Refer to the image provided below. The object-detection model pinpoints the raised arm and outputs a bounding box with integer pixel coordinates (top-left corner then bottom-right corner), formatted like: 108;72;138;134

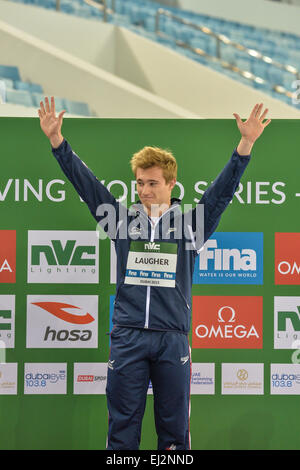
192;104;271;249
38;97;123;239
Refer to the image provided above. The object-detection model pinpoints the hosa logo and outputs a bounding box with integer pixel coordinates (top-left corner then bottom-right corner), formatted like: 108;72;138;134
144;242;160;251
193;233;263;284
32;302;94;343
27;231;99;283
275;233;300;285
0;231;16;283
274;297;300;349
26;295;98;348
192;296;263;349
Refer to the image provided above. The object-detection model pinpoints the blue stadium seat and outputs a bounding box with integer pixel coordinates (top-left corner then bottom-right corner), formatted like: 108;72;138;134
15;81;44;93
0;65;21;81
0;81;6;103
219;45;236;65
268;68;284;86
6;89;34;107
63;99;91;116
251;62;269;81
10;0;300;108
31;93;66;112
0;77;14;89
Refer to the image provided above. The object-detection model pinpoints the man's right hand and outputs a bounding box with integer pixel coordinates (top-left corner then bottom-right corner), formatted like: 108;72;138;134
38;96;66;149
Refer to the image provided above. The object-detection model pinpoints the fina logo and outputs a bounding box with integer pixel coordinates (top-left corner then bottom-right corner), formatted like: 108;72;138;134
194;232;263;284
199;240;256;271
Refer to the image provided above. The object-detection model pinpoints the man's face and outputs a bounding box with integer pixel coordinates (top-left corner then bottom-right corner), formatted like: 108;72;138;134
136;165;176;215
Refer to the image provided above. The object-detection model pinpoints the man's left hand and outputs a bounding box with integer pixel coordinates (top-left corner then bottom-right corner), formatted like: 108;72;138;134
234;103;271;155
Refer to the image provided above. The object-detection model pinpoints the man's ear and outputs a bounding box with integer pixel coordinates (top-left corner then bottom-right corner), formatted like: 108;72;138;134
169;178;176;191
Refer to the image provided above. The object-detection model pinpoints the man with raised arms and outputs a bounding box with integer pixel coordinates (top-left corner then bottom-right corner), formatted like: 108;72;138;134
38;97;270;450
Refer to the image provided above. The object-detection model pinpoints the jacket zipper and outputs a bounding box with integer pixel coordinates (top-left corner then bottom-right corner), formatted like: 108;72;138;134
176;283;190;310
144;205;178;329
144;223;155;329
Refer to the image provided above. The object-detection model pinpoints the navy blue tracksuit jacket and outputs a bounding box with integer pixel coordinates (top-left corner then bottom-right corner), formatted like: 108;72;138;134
52;139;251;450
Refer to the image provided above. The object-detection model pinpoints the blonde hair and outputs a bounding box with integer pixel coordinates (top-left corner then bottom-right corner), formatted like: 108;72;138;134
130;146;177;183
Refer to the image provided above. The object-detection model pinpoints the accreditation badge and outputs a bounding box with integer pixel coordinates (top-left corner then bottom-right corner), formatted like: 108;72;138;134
124;241;178;288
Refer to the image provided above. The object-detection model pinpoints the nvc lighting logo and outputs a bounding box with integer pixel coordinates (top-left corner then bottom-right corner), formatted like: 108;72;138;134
27;230;99;283
193;232;263;284
274;297;300;349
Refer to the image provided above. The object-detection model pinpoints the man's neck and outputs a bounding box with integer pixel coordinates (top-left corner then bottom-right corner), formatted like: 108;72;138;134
145;201;171;218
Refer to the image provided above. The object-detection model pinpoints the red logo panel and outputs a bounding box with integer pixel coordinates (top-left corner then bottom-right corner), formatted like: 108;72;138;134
275;233;300;285
192;296;263;349
0;230;16;283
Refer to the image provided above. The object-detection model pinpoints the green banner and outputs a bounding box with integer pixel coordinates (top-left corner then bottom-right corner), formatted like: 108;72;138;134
0;117;300;450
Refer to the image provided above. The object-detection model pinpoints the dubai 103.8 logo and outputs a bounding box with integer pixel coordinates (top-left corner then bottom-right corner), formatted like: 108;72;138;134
193;232;263;284
27;230;99;283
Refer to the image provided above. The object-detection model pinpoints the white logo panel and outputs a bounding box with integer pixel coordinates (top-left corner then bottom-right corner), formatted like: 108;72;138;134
27;230;99;283
271;364;300;395
274;296;300;349
73;363;107;395
0;295;15;348
24;363;67;394
191;363;215;395
222;363;264;395
26;295;98;348
0;363;17;395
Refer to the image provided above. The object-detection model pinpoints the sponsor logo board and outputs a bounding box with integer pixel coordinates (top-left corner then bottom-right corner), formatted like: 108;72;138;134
73;363;107;395
192;296;263;349
24;363;67;394
0;363;17;395
0;230;16;283
193;232;263;284
275;233;300;285
274;296;300;349
271;364;300;395
191;363;215;395
0;295;15;348
27;230;99;283
221;363;264;395
26;295;98;348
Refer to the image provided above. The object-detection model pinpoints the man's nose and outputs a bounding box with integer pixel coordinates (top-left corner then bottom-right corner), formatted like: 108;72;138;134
141;185;150;196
